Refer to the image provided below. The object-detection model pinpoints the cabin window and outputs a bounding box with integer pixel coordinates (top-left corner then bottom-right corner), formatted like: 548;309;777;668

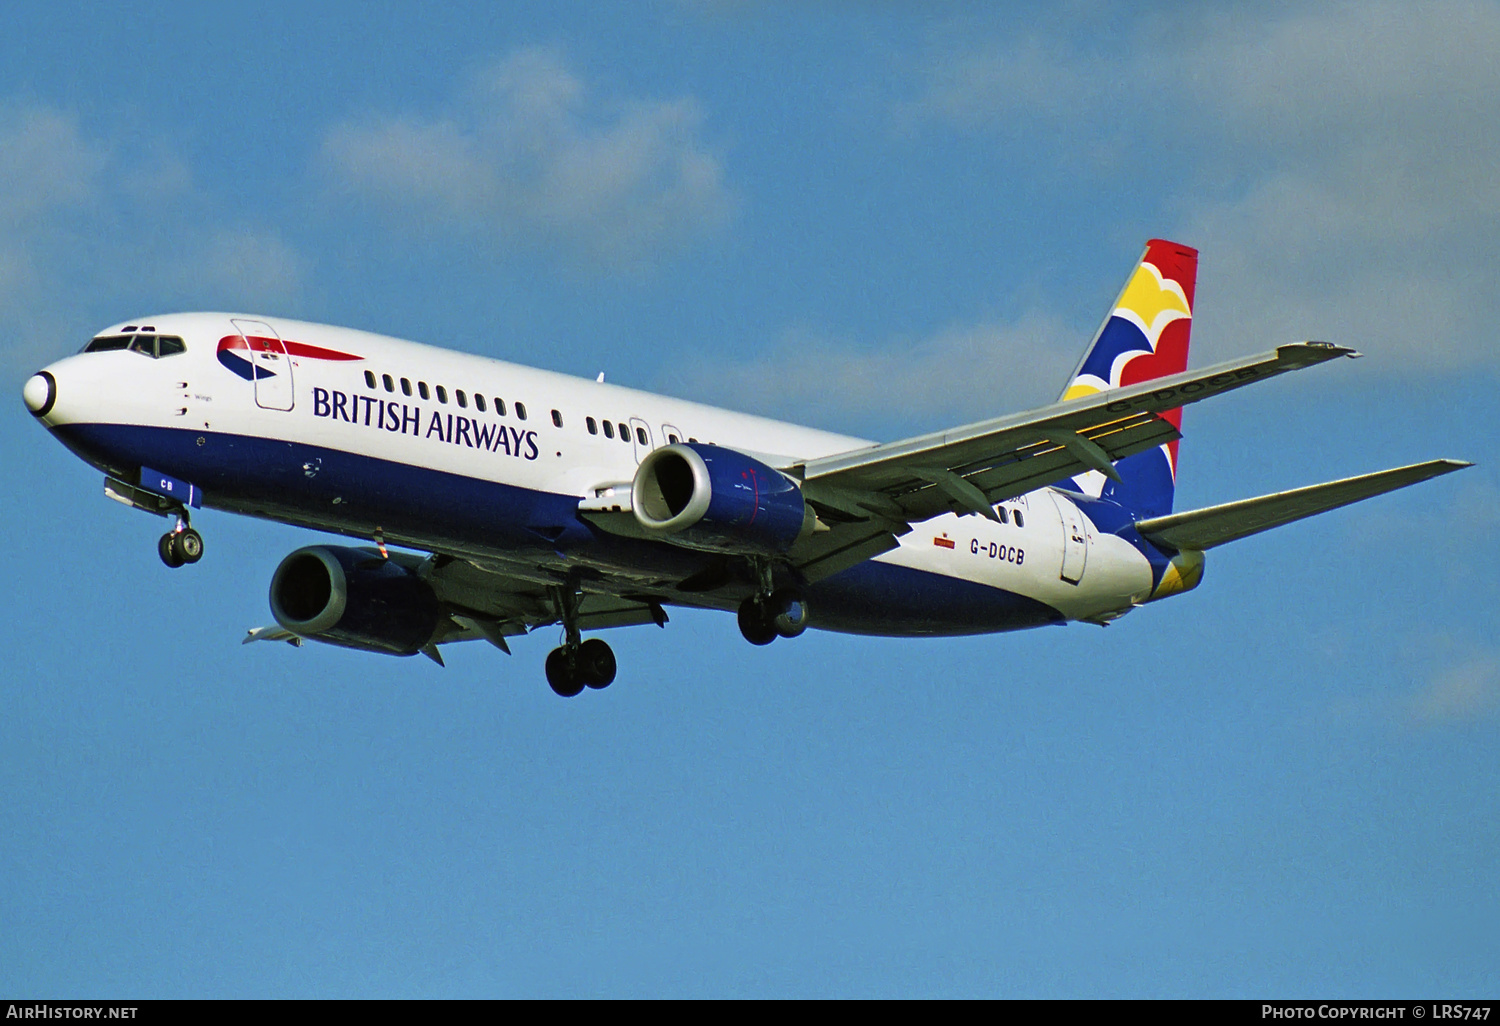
689;437;698;443
586;417;598;435
364;370;377;389
400;378;412;396
418;381;430;400
515;402;527;420
456;389;468;408
436;386;448;404
475;395;487;413
602;420;614;439
996;507;1009;525
667;433;679;443
1014;510;1025;528
636;426;648;445
618;423;629;442
382;374;395;392
551;409;563;428
493;397;506;416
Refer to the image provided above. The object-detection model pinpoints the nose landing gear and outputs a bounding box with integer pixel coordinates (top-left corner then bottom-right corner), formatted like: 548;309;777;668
103;472;206;569
158;514;204;568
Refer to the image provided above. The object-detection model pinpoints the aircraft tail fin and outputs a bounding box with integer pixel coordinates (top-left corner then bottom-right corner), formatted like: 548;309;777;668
1057;239;1198;518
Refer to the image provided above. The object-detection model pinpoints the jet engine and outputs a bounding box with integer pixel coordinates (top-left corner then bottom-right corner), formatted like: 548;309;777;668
269;545;441;656
631;443;814;554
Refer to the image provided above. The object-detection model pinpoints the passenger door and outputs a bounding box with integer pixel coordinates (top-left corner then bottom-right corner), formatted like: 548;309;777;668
231;318;294;411
1049;491;1090;584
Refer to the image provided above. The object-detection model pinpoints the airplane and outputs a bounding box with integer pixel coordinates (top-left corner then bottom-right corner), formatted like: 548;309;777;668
21;239;1470;696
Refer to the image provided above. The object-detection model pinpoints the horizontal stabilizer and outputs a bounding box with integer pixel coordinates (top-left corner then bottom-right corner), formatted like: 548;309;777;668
1134;459;1471;550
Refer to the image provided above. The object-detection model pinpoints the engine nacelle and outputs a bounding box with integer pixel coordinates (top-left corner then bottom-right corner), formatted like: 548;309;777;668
631;443;814;554
269;545;441;656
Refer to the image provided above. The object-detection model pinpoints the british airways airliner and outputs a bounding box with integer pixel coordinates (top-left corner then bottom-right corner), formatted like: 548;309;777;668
22;240;1468;696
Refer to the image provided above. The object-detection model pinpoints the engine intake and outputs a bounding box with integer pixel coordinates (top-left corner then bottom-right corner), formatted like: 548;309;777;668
269;545;441;656
632;443;813;554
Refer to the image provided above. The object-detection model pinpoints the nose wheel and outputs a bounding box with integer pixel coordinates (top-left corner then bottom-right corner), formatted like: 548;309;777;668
158;516;204;568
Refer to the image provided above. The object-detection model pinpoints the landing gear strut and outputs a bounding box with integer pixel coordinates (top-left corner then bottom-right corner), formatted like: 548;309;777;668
544;581;617;697
736;559;809;646
158;512;203;568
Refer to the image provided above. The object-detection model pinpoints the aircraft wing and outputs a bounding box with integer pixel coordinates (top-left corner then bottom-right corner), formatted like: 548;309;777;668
786;342;1357;582
1132;459;1471;550
244;552;668;664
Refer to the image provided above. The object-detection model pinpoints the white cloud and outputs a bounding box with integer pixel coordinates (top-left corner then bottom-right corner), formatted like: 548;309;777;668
663;311;1077;435
899;35;1092;129
1409;652;1500;725
321;47;735;270
169;229;309;309
902;1;1500;372
0;103;306;372
0;107;107;222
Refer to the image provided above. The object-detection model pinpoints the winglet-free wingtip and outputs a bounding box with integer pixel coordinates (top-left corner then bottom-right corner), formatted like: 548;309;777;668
1276;341;1361;365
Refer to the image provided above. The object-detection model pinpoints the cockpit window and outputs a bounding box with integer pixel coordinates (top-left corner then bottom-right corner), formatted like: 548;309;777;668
83;333;187;358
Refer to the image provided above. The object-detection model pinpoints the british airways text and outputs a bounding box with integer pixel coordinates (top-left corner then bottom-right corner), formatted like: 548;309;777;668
312;387;540;460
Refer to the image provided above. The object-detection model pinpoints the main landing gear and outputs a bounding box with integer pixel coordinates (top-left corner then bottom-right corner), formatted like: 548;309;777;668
158;513;203;569
736;559;809;646
544;581;617;698
545;638;617;698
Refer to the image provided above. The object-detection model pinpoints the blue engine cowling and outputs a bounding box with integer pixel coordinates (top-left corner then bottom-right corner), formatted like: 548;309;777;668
631;443;814;554
269;545;441;657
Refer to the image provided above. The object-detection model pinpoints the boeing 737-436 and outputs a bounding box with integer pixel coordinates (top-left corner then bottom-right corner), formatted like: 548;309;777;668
22;240;1470;695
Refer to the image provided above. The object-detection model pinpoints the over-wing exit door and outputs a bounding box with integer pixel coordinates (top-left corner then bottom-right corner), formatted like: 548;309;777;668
629;417;653;464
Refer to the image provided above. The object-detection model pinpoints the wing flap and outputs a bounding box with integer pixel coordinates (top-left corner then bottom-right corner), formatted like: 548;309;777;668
1135;459;1472;550
790;521;908;584
891;411;1182;522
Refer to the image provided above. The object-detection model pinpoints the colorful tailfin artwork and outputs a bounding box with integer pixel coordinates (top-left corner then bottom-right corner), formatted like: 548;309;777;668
1058;238;1198;518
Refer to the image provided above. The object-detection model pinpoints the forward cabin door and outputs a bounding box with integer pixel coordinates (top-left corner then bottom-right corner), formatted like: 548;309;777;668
1049;490;1090;585
232;318;294;411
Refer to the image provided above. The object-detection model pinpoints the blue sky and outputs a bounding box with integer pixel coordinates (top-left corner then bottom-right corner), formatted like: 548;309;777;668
2;1;1497;998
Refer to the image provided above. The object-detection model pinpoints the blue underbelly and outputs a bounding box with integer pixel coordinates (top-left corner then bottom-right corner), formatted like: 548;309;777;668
55;421;1065;636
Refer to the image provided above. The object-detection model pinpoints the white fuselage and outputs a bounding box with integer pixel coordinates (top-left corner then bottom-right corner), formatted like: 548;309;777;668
31;313;1159;633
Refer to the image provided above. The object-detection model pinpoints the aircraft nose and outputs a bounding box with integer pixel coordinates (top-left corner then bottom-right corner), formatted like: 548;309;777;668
23;371;57;417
